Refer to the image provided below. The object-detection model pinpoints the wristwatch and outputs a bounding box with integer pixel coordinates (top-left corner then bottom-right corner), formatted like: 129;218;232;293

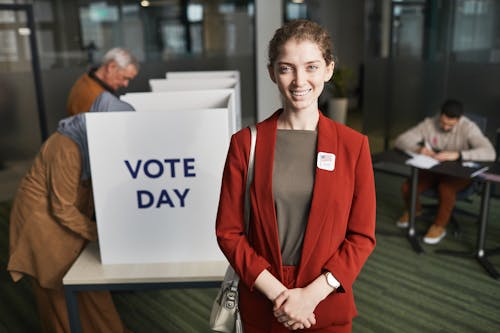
324;271;340;289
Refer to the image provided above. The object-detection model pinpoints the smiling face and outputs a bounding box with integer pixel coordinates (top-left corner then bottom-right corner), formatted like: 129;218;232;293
268;39;334;114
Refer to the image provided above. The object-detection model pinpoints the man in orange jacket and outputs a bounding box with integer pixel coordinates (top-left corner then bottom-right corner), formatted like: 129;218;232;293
67;47;139;115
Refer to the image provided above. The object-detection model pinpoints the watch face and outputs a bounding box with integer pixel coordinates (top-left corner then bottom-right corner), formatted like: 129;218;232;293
325;272;336;288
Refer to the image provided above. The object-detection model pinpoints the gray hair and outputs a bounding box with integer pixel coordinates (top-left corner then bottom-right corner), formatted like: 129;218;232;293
102;47;139;70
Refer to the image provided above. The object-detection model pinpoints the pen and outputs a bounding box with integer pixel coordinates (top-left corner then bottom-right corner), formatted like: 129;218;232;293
424;140;432;150
424;140;440;153
470;166;489;178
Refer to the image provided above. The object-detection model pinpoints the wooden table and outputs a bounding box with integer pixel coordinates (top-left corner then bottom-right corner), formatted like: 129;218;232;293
63;242;227;333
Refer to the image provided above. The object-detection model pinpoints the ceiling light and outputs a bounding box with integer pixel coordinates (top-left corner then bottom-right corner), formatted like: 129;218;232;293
18;27;31;36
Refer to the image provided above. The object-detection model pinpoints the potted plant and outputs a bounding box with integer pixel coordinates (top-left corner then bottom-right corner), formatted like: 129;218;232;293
326;66;353;124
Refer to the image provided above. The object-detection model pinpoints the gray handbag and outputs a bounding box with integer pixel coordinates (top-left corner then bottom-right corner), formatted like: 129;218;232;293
210;125;256;333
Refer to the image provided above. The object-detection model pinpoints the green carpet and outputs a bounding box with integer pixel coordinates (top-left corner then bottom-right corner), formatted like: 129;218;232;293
1;173;500;332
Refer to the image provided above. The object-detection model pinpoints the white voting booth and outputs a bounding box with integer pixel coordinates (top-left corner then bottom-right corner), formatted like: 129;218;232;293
149;77;238;92
121;89;237;134
86;109;230;265
166;70;239;80
149;75;242;131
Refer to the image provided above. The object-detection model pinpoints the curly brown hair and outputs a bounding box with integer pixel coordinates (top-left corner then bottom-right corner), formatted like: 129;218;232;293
268;19;334;66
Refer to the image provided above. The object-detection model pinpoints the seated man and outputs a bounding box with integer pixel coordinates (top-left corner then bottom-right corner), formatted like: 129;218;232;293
394;99;495;244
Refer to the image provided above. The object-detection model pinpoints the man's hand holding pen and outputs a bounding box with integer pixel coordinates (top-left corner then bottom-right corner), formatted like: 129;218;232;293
418;141;460;161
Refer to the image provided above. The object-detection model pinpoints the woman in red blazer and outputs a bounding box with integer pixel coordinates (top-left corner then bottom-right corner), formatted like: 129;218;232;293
216;20;376;333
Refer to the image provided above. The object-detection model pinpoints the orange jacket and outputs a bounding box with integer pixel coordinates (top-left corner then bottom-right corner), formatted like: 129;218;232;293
66;72;105;115
216;110;376;329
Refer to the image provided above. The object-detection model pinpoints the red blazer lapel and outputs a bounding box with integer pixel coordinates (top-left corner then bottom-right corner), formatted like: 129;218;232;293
252;111;282;274
298;113;340;278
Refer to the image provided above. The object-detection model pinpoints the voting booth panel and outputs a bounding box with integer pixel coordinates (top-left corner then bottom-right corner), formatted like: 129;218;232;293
149;77;242;131
149;78;237;92
120;90;234;113
121;90;238;134
86;110;230;264
166;70;240;80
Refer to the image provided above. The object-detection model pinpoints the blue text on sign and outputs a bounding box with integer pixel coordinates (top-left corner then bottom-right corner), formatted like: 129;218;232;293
124;158;196;179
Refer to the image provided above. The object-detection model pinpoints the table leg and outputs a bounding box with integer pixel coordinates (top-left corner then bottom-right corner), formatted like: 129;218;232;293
408;167;424;253
475;181;500;279
435;181;500;279
477;257;500;280
64;286;83;333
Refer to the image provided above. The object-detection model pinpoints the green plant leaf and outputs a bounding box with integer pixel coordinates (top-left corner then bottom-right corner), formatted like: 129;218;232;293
327;66;353;98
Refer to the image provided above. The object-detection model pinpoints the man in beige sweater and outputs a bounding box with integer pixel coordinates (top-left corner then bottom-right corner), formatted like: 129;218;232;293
394;99;495;244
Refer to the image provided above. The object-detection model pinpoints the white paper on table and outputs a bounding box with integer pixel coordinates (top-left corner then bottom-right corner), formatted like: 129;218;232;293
405;154;440;169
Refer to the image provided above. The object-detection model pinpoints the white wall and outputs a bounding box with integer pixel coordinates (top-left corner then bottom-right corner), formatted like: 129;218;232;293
255;0;283;121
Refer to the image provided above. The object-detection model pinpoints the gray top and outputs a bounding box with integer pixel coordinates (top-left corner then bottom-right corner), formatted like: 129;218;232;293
394;114;495;161
273;129;317;265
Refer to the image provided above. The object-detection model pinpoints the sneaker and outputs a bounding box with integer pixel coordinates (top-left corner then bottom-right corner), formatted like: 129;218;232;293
423;224;447;245
396;211;421;228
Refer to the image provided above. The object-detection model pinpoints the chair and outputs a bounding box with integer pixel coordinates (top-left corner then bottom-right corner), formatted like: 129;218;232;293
420;112;487;238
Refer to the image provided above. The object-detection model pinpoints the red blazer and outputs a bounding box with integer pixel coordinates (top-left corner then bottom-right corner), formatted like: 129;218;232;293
216;110;376;329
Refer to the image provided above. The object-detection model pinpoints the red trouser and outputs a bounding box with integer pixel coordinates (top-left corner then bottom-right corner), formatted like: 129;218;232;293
243;266;353;333
401;170;471;227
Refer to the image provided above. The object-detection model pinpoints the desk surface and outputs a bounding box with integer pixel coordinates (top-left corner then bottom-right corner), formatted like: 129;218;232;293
373;150;497;179
63;242;228;285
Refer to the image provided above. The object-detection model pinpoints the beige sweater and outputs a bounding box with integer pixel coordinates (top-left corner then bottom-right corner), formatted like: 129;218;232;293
394;114;496;161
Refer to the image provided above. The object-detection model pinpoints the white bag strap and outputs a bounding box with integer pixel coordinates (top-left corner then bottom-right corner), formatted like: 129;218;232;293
225;125;256;287
244;125;256;233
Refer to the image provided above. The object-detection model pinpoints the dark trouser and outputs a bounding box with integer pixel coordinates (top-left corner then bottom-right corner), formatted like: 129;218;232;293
401;170;471;227
31;279;130;333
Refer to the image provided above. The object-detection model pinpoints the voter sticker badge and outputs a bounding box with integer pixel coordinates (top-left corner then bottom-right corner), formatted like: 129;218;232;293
317;152;336;171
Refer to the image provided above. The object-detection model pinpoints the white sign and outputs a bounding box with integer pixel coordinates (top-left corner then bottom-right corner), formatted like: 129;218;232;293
86;110;230;264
